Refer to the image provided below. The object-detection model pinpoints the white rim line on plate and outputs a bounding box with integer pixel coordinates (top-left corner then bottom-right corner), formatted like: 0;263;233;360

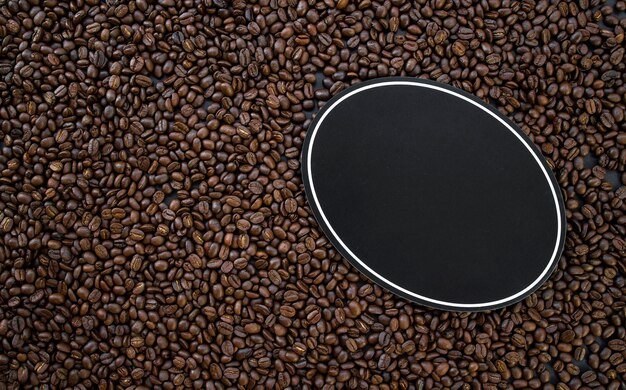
305;80;563;309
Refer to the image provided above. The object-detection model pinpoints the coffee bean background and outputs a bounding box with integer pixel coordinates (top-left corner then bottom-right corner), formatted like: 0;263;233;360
0;0;624;388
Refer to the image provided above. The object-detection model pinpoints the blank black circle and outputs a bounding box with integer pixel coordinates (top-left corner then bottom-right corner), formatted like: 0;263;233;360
302;78;566;311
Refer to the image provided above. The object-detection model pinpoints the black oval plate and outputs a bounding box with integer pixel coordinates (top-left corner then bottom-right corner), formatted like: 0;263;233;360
302;77;566;311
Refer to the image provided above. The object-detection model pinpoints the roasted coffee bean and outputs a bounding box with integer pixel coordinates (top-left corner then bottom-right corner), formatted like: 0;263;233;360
0;0;624;388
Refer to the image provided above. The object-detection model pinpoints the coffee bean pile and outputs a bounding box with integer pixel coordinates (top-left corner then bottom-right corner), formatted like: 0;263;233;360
0;0;625;388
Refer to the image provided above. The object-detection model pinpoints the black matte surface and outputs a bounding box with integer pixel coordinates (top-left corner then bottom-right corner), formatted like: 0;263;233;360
302;78;566;311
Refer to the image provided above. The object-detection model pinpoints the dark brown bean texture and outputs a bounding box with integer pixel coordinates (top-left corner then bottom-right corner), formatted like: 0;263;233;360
0;0;624;389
